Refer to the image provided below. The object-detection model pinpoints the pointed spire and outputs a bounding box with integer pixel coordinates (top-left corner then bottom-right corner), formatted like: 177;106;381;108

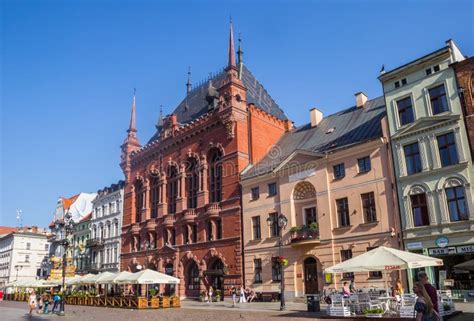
237;32;243;64
227;16;236;69
127;88;137;133
158;104;164;127
186;66;192;94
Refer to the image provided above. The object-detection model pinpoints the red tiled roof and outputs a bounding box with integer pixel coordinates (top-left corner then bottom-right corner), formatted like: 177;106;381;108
62;194;80;210
0;226;17;235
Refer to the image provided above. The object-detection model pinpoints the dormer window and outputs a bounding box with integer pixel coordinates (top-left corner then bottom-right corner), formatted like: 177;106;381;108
433;65;440;72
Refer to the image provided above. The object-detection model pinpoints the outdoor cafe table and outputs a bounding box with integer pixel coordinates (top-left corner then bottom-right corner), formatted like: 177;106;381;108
377;296;398;314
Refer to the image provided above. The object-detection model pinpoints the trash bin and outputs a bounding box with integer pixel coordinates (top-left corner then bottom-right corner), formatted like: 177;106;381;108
307;294;320;312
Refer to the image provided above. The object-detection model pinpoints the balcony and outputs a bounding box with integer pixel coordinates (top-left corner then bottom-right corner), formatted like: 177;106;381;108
182;209;197;223
162;214;176;227
86;238;104;248
205;202;221;218
290;225;320;246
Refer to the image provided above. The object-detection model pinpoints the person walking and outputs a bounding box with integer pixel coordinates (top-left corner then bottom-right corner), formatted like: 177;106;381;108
418;271;438;312
239;285;246;303
413;282;441;321
51;292;60;314
27;291;37;317
43;293;50;314
231;285;237;307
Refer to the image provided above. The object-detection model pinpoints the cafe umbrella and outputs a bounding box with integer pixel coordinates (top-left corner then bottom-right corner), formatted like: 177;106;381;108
325;246;443;292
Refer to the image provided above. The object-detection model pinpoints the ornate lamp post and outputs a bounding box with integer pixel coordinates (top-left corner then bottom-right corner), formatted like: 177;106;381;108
140;240;153;269
266;213;288;311
55;212;74;316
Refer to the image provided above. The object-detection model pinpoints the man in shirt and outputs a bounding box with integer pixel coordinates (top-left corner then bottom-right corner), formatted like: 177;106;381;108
418;271;438;312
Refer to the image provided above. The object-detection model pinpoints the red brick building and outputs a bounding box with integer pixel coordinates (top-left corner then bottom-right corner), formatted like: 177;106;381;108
454;57;474;160
120;22;292;298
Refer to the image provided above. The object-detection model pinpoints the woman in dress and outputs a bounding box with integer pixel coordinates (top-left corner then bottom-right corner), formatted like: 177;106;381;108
413;282;440;321
239;285;246;303
28;290;37;317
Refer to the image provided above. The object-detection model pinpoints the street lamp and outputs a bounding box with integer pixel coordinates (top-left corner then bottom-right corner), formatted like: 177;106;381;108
266;213;288;311
55;212;74;316
140;241;153;269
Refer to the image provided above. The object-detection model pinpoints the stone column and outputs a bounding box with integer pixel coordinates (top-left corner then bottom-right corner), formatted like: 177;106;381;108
198;158;209;206
177;165;186;213
403;196;413;229
453;127;466;163
437;189;450;223
395;144;406;177
143;178;151;220
418;137;430;172
159;175;168;216
426;191;438;226
429;134;441;169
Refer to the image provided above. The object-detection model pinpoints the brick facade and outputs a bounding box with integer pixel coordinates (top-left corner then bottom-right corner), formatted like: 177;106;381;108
119;24;291;298
454;57;474;160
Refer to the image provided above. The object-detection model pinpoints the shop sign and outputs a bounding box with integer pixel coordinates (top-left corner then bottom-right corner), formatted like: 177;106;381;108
406;242;423;250
456;245;474;254
428;247;456;256
435;236;449;248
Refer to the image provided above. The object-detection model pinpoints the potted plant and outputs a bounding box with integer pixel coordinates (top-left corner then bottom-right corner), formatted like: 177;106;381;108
363;307;384;318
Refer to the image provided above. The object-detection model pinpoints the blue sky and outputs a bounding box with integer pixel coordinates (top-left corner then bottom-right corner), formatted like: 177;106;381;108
1;0;473;227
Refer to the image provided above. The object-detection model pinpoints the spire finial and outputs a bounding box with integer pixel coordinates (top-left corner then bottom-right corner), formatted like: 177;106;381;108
227;16;236;69
237;32;244;79
128;89;137;133
186;67;192;94
156;104;164;128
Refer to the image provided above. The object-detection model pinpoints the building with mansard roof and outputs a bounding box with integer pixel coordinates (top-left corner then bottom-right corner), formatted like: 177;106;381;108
119;21;292;298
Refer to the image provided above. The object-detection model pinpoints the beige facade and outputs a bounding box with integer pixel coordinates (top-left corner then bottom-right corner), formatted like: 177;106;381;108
241;97;402;299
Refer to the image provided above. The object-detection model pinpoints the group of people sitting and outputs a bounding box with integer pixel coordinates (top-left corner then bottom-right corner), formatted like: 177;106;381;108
339;272;441;321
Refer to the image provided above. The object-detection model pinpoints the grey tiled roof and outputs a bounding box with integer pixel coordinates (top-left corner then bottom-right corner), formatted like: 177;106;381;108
241;96;386;179
148;65;288;144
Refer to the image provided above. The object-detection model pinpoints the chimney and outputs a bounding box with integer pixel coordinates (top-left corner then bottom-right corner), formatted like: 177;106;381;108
355;92;368;108
310;108;323;127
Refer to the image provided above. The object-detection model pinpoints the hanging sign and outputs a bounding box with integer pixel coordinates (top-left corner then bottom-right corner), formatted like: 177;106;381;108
435;236;449;248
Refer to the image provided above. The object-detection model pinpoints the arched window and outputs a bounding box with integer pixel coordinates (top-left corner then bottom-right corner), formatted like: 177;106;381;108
167;165;179;214
209;149;222;203
186;157;199;209
150;176;160;218
135;180;144;222
187;261;200;290
410;188;430;227
445;185;468;222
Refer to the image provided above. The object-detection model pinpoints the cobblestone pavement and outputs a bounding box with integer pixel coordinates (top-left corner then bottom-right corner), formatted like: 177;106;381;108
0;300;473;321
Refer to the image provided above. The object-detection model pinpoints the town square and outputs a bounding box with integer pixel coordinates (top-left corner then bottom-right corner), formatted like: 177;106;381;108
1;0;473;320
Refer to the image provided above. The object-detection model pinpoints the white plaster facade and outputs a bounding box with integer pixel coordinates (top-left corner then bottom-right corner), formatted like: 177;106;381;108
89;181;124;273
0;230;49;287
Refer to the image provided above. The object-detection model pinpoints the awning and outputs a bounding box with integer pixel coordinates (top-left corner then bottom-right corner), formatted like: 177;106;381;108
454;259;474;271
325;246;443;273
115;269;180;285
